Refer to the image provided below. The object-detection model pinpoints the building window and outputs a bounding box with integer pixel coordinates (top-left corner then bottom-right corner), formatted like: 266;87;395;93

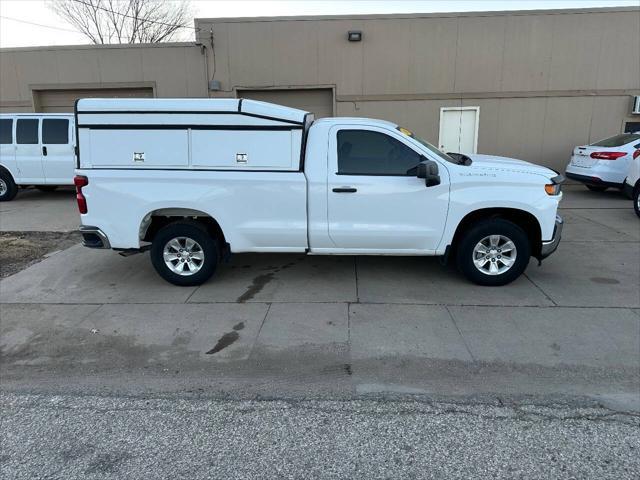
624;122;640;134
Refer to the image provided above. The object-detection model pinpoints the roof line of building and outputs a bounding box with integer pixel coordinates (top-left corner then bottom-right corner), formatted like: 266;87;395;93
0;41;199;53
2;6;636;52
194;5;639;24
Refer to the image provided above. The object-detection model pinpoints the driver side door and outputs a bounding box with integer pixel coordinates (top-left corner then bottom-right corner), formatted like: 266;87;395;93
327;125;450;252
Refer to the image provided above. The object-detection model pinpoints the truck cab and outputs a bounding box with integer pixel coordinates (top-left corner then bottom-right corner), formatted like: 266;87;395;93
74;98;563;286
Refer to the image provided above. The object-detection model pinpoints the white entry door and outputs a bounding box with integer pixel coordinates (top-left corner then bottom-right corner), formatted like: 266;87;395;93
438;107;479;154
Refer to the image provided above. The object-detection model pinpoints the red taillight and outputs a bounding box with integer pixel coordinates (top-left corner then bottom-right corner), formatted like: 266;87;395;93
590;151;626;160
633;149;640;160
74;175;88;214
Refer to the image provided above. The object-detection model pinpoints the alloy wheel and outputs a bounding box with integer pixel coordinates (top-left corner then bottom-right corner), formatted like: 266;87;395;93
162;236;205;276
472;234;517;276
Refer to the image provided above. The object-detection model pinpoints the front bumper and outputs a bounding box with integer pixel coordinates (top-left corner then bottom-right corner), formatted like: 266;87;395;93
539;215;563;260
79;225;111;249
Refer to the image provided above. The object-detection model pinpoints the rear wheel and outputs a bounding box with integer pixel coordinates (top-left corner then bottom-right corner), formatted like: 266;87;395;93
586;185;608;192
150;221;218;286
36;185;58;192
0;170;18;202
633;184;640;219
456;219;531;286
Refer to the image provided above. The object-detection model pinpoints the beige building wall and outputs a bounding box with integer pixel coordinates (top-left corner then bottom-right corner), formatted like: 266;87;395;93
0;8;638;171
0;43;207;112
197;7;640;170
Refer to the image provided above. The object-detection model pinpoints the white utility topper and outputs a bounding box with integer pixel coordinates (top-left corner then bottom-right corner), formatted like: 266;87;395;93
75;98;564;286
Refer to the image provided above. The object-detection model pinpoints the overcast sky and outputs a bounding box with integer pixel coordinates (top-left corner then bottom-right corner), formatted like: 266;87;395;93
0;0;637;48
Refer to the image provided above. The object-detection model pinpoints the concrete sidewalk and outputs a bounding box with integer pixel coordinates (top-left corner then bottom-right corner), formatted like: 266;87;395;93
0;188;638;411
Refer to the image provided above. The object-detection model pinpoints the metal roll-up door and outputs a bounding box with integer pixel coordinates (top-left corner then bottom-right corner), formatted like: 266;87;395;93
34;87;154;113
239;88;333;118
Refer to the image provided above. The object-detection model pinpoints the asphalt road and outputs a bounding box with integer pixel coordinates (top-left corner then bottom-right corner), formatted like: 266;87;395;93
2;393;638;480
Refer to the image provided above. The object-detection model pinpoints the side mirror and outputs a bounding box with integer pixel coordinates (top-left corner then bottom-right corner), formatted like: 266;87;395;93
416;159;441;187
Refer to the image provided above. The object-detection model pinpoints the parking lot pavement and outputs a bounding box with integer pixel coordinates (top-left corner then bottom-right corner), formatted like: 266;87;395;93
0;186;638;408
0;187;78;232
558;184;634;209
1;185;639;478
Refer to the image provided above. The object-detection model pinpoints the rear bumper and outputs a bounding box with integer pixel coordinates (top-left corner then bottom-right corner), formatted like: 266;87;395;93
539;215;563;260
565;172;623;189
79;225;111;249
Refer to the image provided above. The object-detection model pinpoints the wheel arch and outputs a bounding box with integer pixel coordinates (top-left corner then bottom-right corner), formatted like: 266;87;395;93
449;207;543;259
0;164;16;181
139;208;228;251
0;164;18;201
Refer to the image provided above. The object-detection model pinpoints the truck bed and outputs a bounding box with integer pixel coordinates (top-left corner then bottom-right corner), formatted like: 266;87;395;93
78;168;308;251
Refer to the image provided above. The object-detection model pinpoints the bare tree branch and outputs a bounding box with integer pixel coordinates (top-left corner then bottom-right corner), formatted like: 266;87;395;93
47;0;193;44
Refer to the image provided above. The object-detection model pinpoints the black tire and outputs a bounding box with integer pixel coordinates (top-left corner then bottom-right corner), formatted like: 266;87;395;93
633;184;640;219
0;170;18;202
150;221;219;286
586;185;608;192
35;185;58;192
455;219;531;286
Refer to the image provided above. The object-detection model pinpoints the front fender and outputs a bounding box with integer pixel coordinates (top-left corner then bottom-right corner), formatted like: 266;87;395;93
440;180;561;250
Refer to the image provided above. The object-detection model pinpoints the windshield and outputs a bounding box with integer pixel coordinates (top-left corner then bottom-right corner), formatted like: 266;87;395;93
591;133;640;148
396;126;460;164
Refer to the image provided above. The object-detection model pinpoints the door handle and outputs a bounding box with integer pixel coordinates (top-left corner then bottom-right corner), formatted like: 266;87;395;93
42;146;47;156
332;187;357;193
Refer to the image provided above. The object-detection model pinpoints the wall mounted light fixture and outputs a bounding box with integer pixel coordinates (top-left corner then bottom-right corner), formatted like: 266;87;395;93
347;30;362;42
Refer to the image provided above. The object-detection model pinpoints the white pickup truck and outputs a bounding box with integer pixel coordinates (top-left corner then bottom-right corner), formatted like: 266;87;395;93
75;98;563;287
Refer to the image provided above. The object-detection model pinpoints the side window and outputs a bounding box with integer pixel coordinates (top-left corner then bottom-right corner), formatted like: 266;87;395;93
16;119;39;144
42;119;69;144
337;129;422;175
0;119;12;144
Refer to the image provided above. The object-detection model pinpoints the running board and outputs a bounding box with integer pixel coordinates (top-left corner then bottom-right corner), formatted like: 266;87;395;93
116;245;151;257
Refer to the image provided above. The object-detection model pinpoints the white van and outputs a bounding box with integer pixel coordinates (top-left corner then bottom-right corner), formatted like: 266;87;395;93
0;113;76;201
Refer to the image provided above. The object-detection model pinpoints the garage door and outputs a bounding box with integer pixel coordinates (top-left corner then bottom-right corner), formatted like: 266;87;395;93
34;87;154;113
239;89;333;118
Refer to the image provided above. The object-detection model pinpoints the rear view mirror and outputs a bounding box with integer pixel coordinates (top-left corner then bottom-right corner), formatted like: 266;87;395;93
416;159;441;187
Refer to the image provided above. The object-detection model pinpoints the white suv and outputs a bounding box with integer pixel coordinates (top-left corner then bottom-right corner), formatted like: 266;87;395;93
565;132;640;192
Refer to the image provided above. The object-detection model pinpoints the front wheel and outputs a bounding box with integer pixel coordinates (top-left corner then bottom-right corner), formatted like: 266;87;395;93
456;219;531;286
150;221;219;286
633;185;640;219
